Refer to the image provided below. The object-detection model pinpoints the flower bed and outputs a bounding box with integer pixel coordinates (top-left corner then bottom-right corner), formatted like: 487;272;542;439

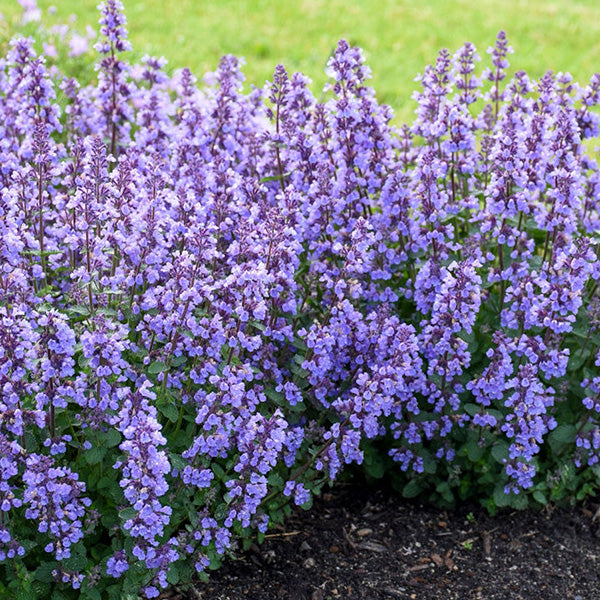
2;1;600;598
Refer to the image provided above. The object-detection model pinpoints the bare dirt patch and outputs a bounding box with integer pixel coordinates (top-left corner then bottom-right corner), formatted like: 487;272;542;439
166;482;600;600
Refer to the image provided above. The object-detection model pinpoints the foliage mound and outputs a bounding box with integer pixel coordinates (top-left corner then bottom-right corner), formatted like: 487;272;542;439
2;1;600;598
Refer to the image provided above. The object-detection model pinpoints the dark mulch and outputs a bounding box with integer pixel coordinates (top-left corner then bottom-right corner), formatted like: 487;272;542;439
165;482;600;600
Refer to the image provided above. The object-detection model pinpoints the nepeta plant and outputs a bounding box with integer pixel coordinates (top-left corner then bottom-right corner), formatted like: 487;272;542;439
2;1;600;598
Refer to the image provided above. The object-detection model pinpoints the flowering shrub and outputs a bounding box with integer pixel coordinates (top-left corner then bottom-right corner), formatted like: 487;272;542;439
2;1;600;598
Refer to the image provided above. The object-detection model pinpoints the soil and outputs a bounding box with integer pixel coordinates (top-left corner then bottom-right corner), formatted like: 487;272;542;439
164;482;600;600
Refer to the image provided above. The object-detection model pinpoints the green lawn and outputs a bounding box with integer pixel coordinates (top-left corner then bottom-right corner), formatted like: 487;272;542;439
2;0;600;122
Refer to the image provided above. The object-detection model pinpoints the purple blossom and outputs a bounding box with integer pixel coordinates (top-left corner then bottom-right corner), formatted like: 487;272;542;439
22;454;90;560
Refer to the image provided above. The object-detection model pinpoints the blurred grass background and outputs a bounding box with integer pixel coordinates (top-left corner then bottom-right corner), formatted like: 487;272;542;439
2;0;600;122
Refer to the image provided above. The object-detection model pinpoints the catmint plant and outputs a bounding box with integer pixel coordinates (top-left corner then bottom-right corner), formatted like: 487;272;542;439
2;1;600;598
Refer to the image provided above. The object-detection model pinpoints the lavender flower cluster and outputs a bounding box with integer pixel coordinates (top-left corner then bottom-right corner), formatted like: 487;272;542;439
2;1;600;597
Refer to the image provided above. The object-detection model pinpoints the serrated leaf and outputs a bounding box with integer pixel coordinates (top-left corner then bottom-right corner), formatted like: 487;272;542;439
67;305;91;317
81;589;102;600
493;483;510;507
293;336;307;351
435;481;454;503
166;563;180;586
34;562;57;583
548;424;576;452
568;352;588;371
170;453;186;471
491;442;508;464
105;428;121;447
171;355;188;367
77;353;90;369
402;479;422;498
148;361;168;374
119;507;138;522
466;440;485;462
463;403;480;417
263;387;284;403
365;456;385;479
214;503;228;520
84;445;107;465
158;402;179;423
62;550;87;571
267;472;284;487
422;453;437;474
510;492;528;510
290;362;308;378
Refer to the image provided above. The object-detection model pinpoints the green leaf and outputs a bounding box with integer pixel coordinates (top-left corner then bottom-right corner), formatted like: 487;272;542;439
171;355;188;367
32;582;52;600
148;361;168;374
422;453;437;475
34;562;57;583
560;461;575;484
81;588;102;600
533;490;547;505
77;353;90;368
548;424;576;452
267;472;284;487
22;249;62;257
119;507;138;522
105;428;121;448
510;492;528;510
263;387;284;403
293;354;305;365
62;549;87;571
402;479;423;499
491;442;509;464
259;171;292;183
289;362;308;379
107;584;128;600
572;327;592;340
84;445;107;465
170;453;187;471
166;563;180;586
293;336;307;351
466;440;485;462
568;352;588;371
208;555;223;570
364;454;385;479
493;483;510;508
158;402;179;423
67;305;91;317
463;403;480;417
214;503;228;520
435;481;454;504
